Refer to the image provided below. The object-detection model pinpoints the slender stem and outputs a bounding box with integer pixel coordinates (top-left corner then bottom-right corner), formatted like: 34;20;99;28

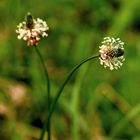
40;55;99;140
34;46;51;140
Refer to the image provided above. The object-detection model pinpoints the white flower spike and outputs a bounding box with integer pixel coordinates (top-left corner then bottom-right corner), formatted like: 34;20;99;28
16;13;49;46
99;37;125;70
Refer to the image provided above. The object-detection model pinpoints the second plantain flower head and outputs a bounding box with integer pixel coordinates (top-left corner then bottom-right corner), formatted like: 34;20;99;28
16;13;49;46
99;37;125;70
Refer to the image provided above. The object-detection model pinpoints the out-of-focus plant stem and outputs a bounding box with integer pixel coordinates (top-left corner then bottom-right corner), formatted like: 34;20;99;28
34;46;51;140
40;55;99;140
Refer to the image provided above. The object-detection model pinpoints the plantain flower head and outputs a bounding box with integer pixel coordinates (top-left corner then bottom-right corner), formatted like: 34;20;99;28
16;13;49;46
99;37;125;70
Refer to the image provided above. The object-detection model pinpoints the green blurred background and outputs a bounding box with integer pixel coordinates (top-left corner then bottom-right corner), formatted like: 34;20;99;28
0;0;140;140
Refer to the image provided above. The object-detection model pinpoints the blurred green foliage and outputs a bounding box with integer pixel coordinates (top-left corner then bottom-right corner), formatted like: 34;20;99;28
0;0;140;140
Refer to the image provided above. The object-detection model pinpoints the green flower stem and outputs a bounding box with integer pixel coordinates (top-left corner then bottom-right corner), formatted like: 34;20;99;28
39;55;99;140
34;46;51;140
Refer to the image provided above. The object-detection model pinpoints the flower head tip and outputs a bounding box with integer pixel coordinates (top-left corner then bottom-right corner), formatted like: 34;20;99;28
16;13;49;46
99;37;125;70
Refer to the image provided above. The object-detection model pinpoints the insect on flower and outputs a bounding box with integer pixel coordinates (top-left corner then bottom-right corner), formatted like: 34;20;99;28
99;37;125;70
106;46;124;58
16;12;49;46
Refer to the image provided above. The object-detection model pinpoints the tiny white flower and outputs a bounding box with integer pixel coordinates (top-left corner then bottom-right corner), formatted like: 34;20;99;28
99;37;125;70
16;13;49;46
